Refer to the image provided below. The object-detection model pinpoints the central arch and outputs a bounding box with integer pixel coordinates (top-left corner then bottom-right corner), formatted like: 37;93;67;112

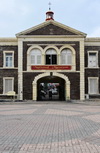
32;72;70;101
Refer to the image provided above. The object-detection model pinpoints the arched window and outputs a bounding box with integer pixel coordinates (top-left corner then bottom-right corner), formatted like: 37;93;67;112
46;48;57;65
61;49;72;65
30;49;41;65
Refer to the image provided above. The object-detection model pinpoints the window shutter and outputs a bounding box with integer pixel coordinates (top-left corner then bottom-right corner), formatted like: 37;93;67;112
37;55;41;65
31;55;35;65
5;79;13;93
67;53;72;64
88;53;97;67
92;56;97;67
61;53;66;64
89;79;98;94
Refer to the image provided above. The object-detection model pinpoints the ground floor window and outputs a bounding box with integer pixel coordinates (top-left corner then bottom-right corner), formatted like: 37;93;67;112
3;78;14;94
88;77;98;94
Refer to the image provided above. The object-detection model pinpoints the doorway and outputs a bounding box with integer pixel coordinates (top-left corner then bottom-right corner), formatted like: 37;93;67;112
37;76;65;101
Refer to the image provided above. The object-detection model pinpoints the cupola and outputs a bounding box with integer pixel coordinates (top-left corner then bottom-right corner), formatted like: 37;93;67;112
46;2;54;21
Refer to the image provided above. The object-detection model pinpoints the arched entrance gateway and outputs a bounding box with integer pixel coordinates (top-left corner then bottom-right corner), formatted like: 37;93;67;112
32;73;70;101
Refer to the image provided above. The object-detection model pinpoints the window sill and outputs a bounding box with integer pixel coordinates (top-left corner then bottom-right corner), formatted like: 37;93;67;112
85;67;99;69
2;67;17;69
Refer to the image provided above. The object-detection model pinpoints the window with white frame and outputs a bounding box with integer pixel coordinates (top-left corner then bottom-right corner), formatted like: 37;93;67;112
3;78;14;94
30;49;41;65
88;52;98;68
88;78;98;94
46;48;57;65
61;49;72;65
3;51;14;68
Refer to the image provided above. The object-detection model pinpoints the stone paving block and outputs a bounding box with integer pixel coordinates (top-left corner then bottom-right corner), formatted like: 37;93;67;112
0;102;100;153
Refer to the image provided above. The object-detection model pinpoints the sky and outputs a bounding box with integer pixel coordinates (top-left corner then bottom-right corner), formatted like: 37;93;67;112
0;0;100;37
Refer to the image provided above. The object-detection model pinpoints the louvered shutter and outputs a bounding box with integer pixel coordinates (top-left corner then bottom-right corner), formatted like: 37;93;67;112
67;52;72;64
61;52;66;64
89;79;98;94
37;55;41;65
31;55;35;65
88;53;97;67
92;55;97;67
5;79;13;93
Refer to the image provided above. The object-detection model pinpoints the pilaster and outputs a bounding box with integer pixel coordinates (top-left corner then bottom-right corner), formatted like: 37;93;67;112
18;39;23;100
80;40;85;100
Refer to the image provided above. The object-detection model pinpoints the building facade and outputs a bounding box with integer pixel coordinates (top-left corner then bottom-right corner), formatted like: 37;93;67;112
0;10;100;101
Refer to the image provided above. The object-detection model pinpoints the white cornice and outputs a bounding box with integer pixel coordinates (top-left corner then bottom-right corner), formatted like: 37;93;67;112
0;37;18;45
0;37;17;42
17;35;85;38
85;37;100;42
85;37;100;46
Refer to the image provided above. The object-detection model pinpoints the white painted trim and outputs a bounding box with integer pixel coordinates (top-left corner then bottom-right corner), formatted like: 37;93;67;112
16;37;85;42
3;77;14;94
43;45;59;54
3;51;14;68
27;45;44;71
80;40;85;100
18;40;23;100
59;45;76;71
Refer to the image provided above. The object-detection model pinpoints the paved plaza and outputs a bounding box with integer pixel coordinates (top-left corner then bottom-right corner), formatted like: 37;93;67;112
0;101;100;153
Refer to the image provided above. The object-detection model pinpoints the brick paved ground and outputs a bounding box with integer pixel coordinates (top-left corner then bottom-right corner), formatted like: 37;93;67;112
0;101;100;153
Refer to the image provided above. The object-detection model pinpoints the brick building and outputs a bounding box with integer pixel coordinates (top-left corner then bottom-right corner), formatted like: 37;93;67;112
0;10;100;101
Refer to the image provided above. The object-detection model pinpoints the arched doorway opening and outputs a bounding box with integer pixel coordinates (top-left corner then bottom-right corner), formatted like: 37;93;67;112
37;76;65;101
32;72;70;101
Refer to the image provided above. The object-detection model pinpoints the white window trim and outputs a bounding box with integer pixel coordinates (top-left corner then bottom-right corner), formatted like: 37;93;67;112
3;77;14;94
88;77;99;94
27;46;43;71
3;51;14;68
59;45;76;71
88;51;98;68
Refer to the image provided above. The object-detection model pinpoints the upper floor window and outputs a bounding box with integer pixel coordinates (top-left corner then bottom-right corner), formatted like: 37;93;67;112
61;49;72;65
3;51;14;68
46;49;57;65
30;49;41;65
88;52;98;68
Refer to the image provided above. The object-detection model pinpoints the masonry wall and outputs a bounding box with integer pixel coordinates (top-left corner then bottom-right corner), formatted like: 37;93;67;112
85;46;100;97
23;72;42;100
0;45;18;96
23;72;80;100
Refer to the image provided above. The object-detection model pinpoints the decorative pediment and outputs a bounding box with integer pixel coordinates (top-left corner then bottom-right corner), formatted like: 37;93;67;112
16;20;87;37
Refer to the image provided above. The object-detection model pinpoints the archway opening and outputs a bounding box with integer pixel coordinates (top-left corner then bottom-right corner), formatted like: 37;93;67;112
37;76;65;101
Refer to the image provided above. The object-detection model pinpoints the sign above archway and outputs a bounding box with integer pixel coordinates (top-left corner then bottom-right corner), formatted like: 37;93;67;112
31;65;71;70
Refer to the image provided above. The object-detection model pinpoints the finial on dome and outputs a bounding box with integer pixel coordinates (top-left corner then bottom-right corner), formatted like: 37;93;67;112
46;2;54;21
49;2;51;10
